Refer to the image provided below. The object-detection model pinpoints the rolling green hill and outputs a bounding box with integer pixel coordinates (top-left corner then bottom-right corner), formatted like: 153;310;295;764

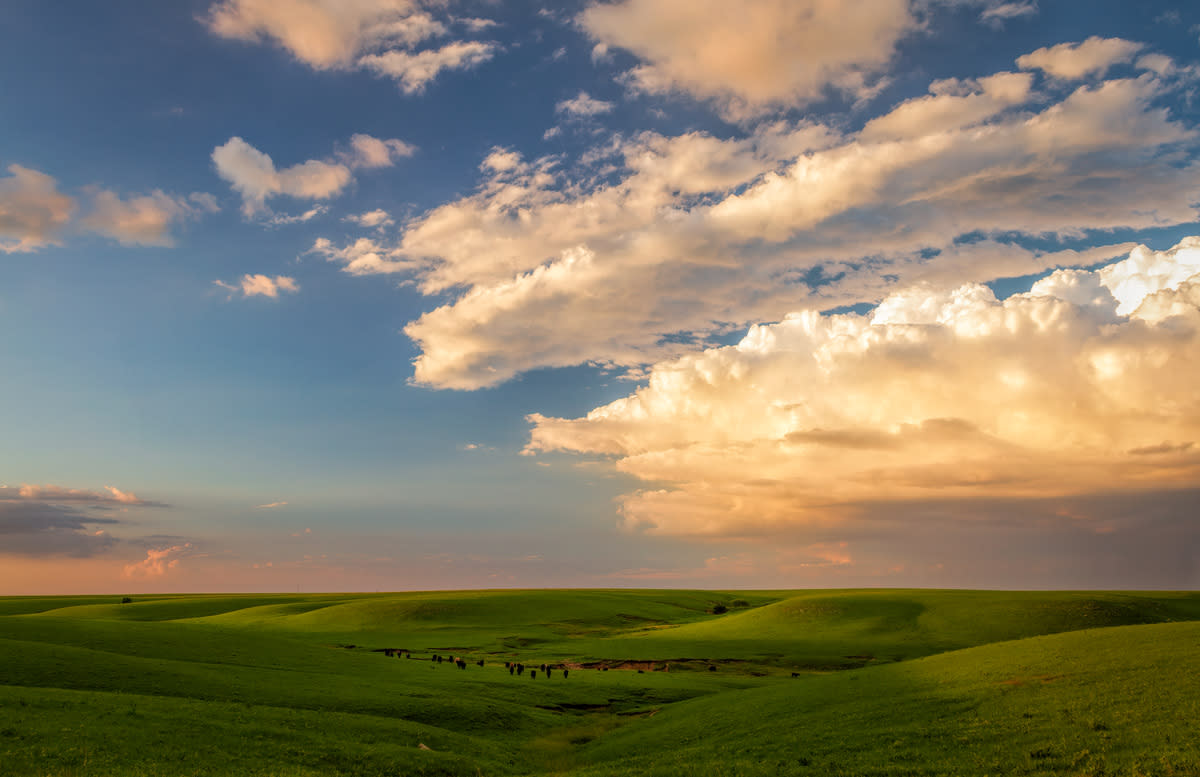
1;589;1197;776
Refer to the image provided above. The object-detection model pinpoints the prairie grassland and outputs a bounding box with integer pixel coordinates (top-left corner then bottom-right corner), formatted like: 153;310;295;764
1;589;1197;775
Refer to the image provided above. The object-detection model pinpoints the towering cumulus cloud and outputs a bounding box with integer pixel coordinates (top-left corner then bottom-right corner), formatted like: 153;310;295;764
528;240;1200;537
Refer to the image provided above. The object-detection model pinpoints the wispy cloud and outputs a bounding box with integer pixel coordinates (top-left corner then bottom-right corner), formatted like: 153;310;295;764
344;208;393;229
979;1;1038;26
83;189;217;246
204;0;497;93
358;41;497;94
214;274;299;299
1017;36;1143;80
556;91;614;117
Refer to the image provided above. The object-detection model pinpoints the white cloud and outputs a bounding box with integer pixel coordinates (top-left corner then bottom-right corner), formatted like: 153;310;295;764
83;189;216;246
0;165;76;253
212;134;409;216
344;208;393;229
257;501;288;509
358;40;496;93
1017;36;1144;80
212;137;351;216
580;0;915;118
266;205;328;226
527;238;1200;536
215;274;300;298
308;236;417;275
556;91;615;117
341;133;415;168
457;17;497;32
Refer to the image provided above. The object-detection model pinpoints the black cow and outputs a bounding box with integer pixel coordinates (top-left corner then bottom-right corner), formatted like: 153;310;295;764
476;659;484;667
563;669;569;679
509;666;514;675
531;670;537;679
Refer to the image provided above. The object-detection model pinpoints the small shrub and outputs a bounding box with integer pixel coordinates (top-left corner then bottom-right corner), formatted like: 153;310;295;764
731;599;750;608
711;603;728;614
120;597;132;604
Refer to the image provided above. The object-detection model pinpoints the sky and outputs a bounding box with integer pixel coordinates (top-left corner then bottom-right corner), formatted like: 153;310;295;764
2;0;1199;594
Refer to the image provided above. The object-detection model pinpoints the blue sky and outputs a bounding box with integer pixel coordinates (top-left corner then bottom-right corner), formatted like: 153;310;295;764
2;0;1199;593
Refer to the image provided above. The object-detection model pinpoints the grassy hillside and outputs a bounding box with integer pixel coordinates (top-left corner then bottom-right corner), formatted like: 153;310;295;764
1;589;1197;776
571;620;1200;776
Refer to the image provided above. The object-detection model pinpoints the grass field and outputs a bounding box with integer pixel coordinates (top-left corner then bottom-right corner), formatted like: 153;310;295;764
1;589;1197;775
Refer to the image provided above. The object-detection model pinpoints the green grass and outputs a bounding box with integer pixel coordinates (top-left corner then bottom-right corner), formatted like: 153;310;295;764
1;589;1197;775
570;621;1200;776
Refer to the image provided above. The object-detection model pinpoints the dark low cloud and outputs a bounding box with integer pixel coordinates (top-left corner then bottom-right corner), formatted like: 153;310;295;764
0;502;119;557
0;482;170;558
804;488;1200;589
642;487;1200;589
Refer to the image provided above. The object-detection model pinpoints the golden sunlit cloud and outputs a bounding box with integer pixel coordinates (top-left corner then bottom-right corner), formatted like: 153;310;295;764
580;0;915;118
122;543;192;579
0;164;76;253
215;274;299;299
310;50;1200;389
528;239;1200;536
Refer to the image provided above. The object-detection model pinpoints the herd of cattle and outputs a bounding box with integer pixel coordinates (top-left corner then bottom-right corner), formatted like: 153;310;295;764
380;648;573;678
375;649;747;676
